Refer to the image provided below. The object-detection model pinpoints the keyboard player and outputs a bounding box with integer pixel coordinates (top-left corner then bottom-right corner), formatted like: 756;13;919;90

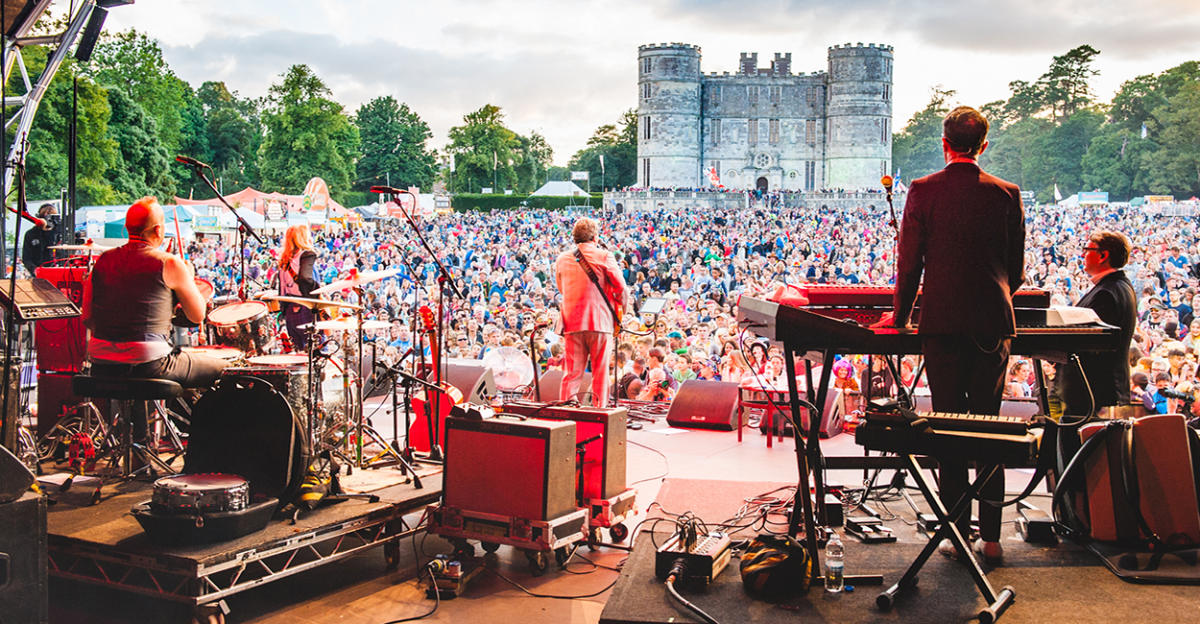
874;106;1025;565
1056;231;1137;418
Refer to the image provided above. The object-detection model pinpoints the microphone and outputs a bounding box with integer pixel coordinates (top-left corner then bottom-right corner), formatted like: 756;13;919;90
370;185;404;195
175;155;211;169
880;175;893;192
16;209;46;229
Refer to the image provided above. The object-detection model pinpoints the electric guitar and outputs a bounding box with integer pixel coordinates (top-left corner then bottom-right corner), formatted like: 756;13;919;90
406;305;462;453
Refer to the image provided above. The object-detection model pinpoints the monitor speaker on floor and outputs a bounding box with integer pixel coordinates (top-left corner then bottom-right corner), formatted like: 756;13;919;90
666;380;740;431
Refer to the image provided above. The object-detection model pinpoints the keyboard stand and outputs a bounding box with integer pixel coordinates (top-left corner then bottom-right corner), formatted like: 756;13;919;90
877;454;1015;623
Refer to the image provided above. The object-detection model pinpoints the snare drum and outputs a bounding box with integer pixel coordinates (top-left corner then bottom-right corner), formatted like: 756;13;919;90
254;291;281;313
247;354;309;367
151;473;250;514
208;301;276;355
182;346;245;364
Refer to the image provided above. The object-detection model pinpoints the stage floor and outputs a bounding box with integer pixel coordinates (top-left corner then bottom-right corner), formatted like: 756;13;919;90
44;402;1200;623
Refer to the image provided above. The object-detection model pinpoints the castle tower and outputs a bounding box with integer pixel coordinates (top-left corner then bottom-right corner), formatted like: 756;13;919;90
824;43;893;190
636;43;702;188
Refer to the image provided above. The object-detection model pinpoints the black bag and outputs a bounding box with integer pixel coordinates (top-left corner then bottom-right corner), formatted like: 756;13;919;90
739;533;812;601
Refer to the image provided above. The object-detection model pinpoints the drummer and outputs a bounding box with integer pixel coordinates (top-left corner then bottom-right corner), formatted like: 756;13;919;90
83;197;230;447
278;224;321;349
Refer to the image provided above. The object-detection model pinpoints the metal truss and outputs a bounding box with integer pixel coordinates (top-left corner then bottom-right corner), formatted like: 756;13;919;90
47;504;425;606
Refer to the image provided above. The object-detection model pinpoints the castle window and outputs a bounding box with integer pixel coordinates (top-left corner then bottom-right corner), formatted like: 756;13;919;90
805;161;816;191
748;86;758;105
881;118;889;144
643;159;650;186
711;118;721;145
881;160;888;176
642;83;651;100
643;116;651;140
770;86;781;104
883;84;890;101
642;57;652;74
806;120;816;146
710;85;721;106
769;119;780;144
806;86;815;105
748;119;758;145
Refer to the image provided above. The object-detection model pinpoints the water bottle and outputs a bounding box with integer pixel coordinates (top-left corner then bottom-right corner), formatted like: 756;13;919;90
824;531;845;593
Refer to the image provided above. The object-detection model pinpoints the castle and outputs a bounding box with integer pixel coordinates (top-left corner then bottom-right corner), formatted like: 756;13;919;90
636;42;893;192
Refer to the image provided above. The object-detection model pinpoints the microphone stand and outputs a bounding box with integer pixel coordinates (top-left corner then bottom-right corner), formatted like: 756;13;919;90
180;161;264;300
528;325;547;402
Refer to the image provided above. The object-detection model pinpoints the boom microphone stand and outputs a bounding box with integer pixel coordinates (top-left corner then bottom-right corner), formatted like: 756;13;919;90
176;156;264;300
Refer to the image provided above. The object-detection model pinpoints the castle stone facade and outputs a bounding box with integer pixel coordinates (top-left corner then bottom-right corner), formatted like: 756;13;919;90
636;42;893;192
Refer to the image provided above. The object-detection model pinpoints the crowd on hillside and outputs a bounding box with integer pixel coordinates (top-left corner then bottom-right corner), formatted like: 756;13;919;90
176;202;1200;412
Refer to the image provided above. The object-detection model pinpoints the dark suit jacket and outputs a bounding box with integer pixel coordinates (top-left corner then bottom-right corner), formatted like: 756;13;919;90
894;162;1026;335
1058;270;1137;412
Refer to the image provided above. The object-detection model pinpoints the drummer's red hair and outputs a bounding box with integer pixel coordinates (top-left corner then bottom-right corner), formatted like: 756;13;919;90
280;224;313;269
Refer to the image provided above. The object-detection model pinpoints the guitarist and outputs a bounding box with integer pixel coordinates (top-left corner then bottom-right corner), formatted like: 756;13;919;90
555;217;630;406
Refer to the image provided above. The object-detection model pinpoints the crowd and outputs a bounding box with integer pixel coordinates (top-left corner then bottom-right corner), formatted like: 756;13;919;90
176;202;1200;412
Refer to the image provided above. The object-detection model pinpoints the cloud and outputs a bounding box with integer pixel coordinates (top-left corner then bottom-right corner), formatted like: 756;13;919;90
161;30;633;162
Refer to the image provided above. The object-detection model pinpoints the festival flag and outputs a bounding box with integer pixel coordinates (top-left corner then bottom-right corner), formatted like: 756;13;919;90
493;151;498;170
599;154;605;174
1141;123;1148;139
1054;184;1063;202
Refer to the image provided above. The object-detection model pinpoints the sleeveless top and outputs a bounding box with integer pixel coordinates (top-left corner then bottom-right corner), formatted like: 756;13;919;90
87;241;174;363
279;253;304;296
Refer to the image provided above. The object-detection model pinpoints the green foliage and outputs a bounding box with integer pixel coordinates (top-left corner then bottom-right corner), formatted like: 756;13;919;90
257;65;360;203
354;96;438;192
14;47;118;205
891;87;954;181
450;193;601;211
512;131;553;194
446;104;520;193
196;81;263;196
105;88;174;201
568;109;637;190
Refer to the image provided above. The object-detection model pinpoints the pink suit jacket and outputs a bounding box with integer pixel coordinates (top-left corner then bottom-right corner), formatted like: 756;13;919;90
555;242;630;334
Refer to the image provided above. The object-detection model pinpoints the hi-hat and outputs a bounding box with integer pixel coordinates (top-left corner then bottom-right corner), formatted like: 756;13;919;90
51;241;112;252
311;269;401;294
300;318;391;332
260;294;363;311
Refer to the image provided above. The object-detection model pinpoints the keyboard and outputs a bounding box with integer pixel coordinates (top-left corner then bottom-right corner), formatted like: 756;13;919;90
864;409;1030;436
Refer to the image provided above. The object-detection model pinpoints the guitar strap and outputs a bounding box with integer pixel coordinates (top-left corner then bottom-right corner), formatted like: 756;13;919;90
574;247;619;325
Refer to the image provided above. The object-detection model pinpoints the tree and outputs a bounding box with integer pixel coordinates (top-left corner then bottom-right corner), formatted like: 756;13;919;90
445;104;520;193
257;65;359;201
14;47;118;204
1146;80;1200;197
353;96;437;192
196;81;263;194
891;87;954;182
87;30;190;158
513;131;552;193
568;109;637;190
1039;45;1101;122
105;88;173;200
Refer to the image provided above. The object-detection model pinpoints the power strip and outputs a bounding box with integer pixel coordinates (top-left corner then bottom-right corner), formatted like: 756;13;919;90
654;531;733;590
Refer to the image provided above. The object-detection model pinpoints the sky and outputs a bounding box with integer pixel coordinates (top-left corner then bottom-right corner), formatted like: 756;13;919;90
94;0;1200;166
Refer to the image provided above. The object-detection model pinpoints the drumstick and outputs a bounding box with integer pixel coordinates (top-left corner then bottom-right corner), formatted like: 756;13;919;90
172;204;187;261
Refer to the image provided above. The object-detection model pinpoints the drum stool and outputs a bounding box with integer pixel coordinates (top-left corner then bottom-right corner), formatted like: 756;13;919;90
71;375;183;480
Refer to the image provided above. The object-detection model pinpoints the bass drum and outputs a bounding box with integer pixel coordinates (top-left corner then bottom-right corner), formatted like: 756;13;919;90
184;375;309;505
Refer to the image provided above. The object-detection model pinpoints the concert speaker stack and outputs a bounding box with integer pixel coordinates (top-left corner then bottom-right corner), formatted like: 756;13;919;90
443;416;577;521
0;444;46;623
441;358;497;404
536;369;592;402
666;380;741;431
499;403;627;501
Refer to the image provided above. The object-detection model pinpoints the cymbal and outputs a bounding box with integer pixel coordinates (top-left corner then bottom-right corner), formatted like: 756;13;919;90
51;242;112;252
300;318;391;332
260;294;363;311
311;269;401;295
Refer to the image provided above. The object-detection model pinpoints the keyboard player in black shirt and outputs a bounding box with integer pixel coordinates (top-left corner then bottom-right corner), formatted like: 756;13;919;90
1056;231;1137;418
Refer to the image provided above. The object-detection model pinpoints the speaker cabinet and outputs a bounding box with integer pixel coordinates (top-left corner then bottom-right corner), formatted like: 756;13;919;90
0;491;47;624
667;380;741;430
499;403;627;501
752;386;846;438
536;369;592;402
444;416;577;521
34;266;88;374
441;358;497;404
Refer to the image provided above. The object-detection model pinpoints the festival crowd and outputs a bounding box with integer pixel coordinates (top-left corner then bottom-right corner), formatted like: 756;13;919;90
178;202;1200;414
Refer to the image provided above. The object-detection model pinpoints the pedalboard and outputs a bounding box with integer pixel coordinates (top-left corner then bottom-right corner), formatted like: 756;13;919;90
845;516;896;543
654;531;732;590
1016;501;1057;544
918;513;979;536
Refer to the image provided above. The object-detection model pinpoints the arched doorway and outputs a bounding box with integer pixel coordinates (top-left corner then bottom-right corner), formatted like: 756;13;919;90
756;177;769;192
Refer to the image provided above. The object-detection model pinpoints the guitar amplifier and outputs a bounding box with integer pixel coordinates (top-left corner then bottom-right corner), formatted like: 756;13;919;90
498;402;627;500
444;416;577;521
34;266;88;373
